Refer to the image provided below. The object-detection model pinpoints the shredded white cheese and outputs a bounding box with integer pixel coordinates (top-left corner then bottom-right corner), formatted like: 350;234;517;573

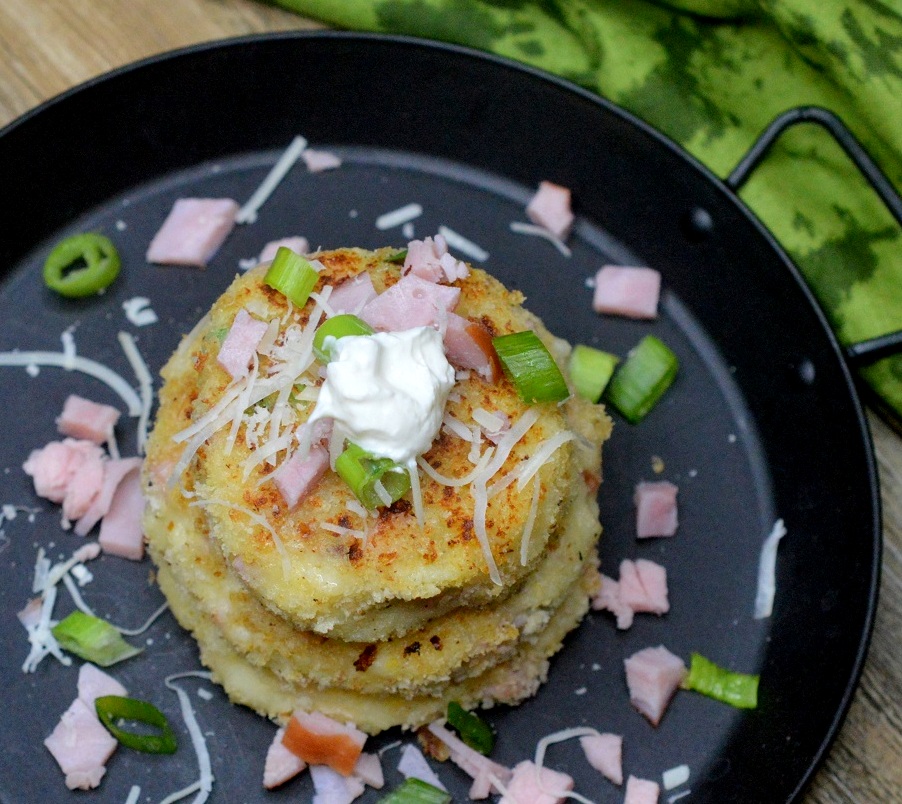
438;225;489;262
662;764;690;790
510;221;572;257
533;727;602;804
163;672;215;804
122;296;158;327
117;331;153;453
0;350;142;415
754;518;786;619
236;135;307;224
124;785;141;804
376;203;423;231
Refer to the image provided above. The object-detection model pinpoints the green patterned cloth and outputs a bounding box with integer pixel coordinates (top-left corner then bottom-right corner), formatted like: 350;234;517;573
270;0;902;421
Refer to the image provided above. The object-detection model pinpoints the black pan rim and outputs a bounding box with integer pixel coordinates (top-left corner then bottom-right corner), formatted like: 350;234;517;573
0;29;882;801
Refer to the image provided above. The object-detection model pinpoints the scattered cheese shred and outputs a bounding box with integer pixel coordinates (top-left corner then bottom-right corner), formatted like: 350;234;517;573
163;672;215;804
376;203;424;231
509;221;572;257
438;225;489;262
754;518;786;619
117;331;153;453
236;136;307;224
0;350;142;416
533;727;601;804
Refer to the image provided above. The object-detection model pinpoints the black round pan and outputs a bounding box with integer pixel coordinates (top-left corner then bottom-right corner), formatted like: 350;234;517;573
0;33;879;803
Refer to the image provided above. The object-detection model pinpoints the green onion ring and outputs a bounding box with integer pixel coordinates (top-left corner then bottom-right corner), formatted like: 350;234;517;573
335;442;410;509
492;330;569;404
94;695;178;754
264;246;319;306
313;314;374;362
43;233;121;298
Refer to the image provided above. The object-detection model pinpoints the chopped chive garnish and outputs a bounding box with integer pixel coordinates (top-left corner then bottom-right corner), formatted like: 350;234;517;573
313;314;375;362
568;344;619;403
492;331;569;404
264;246;319;306
681;652;759;709
335;442;411;509
51;611;142;667
377;777;451;804
386;249;408;265
604;335;678;423
94;695;178;754
446;701;495;755
43;233;121;298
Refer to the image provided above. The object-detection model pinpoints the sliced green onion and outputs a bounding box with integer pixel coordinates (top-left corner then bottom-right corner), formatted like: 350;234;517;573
52;611;142;667
386;249;408;265
94;695;178;754
264;246;319;306
313;314;375;362
335;442;411;509
604;335;678;424
446;701;495;755
492;331;569;404
568;344;620;403
681;652;759;709
378;777;451;804
43;233;121;298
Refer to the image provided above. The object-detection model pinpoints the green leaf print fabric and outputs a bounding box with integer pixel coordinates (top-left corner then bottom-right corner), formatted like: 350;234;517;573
269;0;902;422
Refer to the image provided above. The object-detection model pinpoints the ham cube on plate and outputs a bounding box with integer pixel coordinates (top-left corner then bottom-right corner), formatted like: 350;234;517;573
217;308;269;379
624;645;687;726
635;480;679;538
56;395;120;444
526;181;574;239
281;710;366;777
258;237;310;263
146;198;239;267
498;760;574;804
624;775;660;804
592;266;661;320
580;732;623;786
264;726;307;790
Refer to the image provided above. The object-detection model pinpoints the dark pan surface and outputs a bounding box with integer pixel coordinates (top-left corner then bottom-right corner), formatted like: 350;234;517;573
0;33;879;803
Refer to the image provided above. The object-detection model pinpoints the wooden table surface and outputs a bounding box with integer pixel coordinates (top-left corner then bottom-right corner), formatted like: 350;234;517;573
1;1;900;801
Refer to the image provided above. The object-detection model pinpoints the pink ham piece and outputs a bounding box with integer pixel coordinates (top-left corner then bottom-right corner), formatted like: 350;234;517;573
146;198;239;267
498;761;575;804
282;710;367;777
56;395;120;444
77;663;127;707
329;272;377;315
309;764;365;804
45;664;126;792
624;775;660;804
218;308;269;378
580;733;623;786
74;457;142;537
591;573;634;629
426;721;512;798
264;726;307;790
624;645;687;727
259;237;310;263
403;235;469;283
353;753;384;789
526;181;574;239
23;439;106;522
303;149;343;173
359;274;460;332
619;559;669;616
275;446;330;509
592;266;661;320
443;312;502;382
98;465;145;560
635;480;679;538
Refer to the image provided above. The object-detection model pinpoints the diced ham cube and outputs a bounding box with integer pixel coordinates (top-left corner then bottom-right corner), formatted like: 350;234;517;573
310;764;365;804
259;237;310;263
282;711;367;777
591;573;634;629
580;732;623;786
75;457;142;537
526;181;574;239
353;752;384;789
498;760;574;804
23;439;106;521
329;272;377;316
303;149;343;173
359;274;460;332
619;559;669;616
624;645;687;726
635;480;679;538
98;465;145;560
403;235;469;283
56;395;120;444
44;698;118;790
77;663;127;708
624;775;660;804
443;313;502;382
592;266;661;320
397;744;446;791
218;308;269;378
264;726;307;790
426;721;511;797
275;446;330;509
146;198;239;267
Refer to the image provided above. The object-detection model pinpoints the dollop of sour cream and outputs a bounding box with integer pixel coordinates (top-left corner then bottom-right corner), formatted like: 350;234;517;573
309;326;455;464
